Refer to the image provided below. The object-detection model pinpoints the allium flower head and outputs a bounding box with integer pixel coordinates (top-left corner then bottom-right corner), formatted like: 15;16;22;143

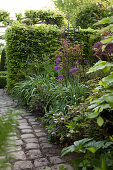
84;60;88;63
58;75;64;79
54;65;61;70
70;68;78;73
78;58;82;62
56;58;61;64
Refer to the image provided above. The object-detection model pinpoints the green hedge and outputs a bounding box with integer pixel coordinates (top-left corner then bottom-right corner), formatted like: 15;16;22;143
65;27;101;64
0;48;6;71
76;3;113;29
5;23;61;89
0;71;7;88
24;9;65;27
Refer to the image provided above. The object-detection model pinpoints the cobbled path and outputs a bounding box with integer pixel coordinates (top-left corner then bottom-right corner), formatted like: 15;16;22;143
0;89;74;170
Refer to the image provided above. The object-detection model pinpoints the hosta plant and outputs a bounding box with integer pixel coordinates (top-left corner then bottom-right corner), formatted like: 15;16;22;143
62;138;113;170
87;60;113;130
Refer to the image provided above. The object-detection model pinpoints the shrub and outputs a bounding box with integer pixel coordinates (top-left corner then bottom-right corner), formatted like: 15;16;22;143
5;23;60;89
24;9;65;27
76;3;113;29
0;71;7;88
64;27;101;65
0;48;6;71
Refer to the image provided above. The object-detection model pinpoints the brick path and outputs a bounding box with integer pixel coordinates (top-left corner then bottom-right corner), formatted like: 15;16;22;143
0;89;74;170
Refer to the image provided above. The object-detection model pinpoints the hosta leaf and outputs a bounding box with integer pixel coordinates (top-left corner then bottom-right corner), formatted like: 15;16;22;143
99;104;110;111
61;145;75;156
103;95;113;104
93;106;100;112
104;141;113;148
86;147;98;153
90;97;104;105
97;116;104;127
88;112;99;118
73;138;92;151
87;61;113;74
103;66;111;73
103;73;113;84
88;104;98;109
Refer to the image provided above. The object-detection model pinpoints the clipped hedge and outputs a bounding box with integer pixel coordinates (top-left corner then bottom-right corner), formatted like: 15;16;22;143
0;48;6;71
0;71;7;88
65;27;102;64
24;9;65;27
5;23;61;89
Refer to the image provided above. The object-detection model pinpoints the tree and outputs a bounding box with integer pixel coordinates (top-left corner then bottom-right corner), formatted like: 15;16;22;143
0;10;11;25
52;0;113;25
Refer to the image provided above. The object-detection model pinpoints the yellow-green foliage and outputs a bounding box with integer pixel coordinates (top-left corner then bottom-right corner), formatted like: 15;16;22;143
24;9;65;27
0;71;7;88
5;23;61;89
0;109;18;169
0;55;1;69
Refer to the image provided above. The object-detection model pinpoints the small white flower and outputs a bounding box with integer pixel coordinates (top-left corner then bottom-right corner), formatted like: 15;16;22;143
69;130;75;133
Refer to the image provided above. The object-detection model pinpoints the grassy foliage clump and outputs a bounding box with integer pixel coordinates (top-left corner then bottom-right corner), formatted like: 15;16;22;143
0;109;18;169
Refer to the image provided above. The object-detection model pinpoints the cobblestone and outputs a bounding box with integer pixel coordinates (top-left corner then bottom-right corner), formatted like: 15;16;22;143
26;150;42;159
13;161;33;169
12;151;26;160
0;89;74;170
21;134;35;139
25;143;40;150
21;129;33;134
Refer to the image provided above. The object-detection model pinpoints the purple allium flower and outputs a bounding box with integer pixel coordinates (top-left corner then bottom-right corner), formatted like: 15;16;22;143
70;68;78;73
56;58;61;64
84;60;88;63
58;75;64;79
78;58;82;62
54;65;61;70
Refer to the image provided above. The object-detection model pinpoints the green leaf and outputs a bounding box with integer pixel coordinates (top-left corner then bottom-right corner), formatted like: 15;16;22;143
97;116;104;127
101;36;113;43
86;147;98;153
61;145;75;156
103;95;113;104
88;112;99;118
87;61;113;74
103;73;113;84
88;104;98;109
94;16;113;25
102;45;106;52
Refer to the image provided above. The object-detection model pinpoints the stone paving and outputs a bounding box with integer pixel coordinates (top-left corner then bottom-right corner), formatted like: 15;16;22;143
0;89;74;170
